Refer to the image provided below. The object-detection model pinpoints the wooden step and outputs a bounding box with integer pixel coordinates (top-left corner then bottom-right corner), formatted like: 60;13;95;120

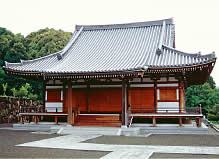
74;122;121;127
74;114;121;127
78;117;120;121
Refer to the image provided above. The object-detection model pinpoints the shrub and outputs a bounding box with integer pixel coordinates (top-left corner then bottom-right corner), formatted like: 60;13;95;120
207;113;217;121
11;88;17;97
28;93;38;100
17;86;28;97
2;83;8;96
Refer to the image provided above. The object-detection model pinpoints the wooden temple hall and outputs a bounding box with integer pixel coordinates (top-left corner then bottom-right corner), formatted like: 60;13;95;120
4;18;216;127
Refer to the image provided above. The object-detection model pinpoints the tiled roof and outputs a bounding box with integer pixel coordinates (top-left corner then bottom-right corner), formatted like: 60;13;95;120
4;18;216;74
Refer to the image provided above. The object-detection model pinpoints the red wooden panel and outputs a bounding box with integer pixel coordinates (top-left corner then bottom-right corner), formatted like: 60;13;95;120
129;88;154;113
160;88;177;101
63;88;68;113
72;90;87;111
63;89;87;112
89;88;122;112
47;89;61;102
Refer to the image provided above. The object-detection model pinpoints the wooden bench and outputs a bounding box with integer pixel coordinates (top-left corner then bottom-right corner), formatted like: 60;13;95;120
19;112;68;125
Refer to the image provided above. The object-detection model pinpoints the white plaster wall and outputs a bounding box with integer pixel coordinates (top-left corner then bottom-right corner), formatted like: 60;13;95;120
90;85;122;88
157;83;179;87
158;77;178;82
130;84;154;88
142;78;153;82
157;102;179;113
131;78;153;82
45;102;63;112
46;86;63;89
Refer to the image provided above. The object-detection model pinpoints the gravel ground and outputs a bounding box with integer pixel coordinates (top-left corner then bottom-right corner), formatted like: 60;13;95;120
0;129;108;158
83;134;219;146
150;153;219;158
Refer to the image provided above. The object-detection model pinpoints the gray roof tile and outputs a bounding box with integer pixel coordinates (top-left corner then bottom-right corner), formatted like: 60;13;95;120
4;18;216;74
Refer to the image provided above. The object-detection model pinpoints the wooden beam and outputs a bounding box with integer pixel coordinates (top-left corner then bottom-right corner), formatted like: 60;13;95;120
152;117;156;126
154;80;157;113
196;117;201;127
67;81;73;125
127;81;130;109
34;116;38;124
179;81;182;113
55;116;58;125
63;83;66;113
122;79;127;126
86;85;90;112
179;117;182;127
42;81;46;112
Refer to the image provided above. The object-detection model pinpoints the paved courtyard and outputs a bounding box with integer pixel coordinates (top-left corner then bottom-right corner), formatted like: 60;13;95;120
0;126;219;158
0;129;108;158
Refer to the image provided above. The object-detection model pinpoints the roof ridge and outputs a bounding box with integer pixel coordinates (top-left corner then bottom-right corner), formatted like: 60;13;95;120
156;20;166;55
162;45;216;59
57;26;84;60
76;18;173;31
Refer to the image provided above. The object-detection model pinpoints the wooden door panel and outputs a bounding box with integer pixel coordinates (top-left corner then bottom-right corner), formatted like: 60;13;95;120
159;88;177;101
89;88;122;112
63;89;87;112
129;88;154;113
47;89;61;102
72;90;87;111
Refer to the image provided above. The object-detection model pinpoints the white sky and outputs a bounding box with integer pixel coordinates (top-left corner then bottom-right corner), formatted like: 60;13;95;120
0;0;219;86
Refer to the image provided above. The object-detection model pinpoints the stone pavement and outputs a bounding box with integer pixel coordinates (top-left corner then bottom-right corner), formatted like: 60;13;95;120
17;134;219;159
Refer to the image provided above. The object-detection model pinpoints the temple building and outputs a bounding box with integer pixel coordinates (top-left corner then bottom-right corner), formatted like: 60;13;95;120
4;18;216;127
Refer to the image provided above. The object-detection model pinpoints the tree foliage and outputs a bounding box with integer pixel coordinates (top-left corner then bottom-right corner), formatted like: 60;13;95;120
2;83;8;96
186;76;219;115
0;28;27;65
25;28;72;59
0;27;71;100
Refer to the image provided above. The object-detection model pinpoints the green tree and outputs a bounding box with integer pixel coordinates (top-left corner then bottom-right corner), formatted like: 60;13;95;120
0;28;27;65
17;85;28;97
0;27;71;101
207;76;216;89
186;76;217;115
25;28;71;59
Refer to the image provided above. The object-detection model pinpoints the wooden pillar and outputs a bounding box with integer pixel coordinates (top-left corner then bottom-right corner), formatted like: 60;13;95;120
196;117;201;127
127;81;130;109
86;85;90;112
42;81;46;112
63;83;66;112
122;79;127;126
152;117;156;126
55;116;58;125
20;115;24;124
179;81;182;113
67;81;73;125
34;116;38;124
179;117;182;127
72;112;75;125
154;80;157;113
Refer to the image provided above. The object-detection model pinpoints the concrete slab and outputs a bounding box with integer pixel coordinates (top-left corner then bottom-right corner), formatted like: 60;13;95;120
100;149;153;159
13;122;209;136
17;134;219;159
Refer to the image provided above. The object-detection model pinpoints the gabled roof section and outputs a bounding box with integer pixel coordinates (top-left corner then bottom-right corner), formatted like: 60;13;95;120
150;45;216;68
4;18;216;76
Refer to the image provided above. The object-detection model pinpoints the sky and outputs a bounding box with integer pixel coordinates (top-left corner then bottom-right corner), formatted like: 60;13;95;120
0;0;218;86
